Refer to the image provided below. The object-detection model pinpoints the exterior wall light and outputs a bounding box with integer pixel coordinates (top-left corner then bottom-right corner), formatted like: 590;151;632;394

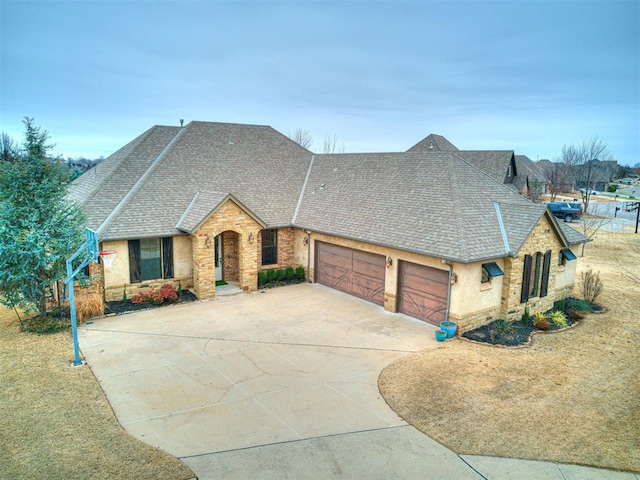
303;237;309;246
386;257;393;268
205;235;212;248
248;232;254;244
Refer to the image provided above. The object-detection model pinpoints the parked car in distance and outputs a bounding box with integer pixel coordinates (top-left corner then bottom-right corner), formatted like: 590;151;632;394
568;202;583;215
620;179;634;185
547;202;582;223
578;188;597;195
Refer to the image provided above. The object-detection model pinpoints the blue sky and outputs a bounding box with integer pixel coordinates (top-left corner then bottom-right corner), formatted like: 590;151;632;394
1;1;638;165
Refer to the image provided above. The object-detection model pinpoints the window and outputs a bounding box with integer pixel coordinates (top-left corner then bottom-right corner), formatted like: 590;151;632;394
481;262;504;283
261;229;277;265
521;250;551;303
128;237;174;283
558;248;577;266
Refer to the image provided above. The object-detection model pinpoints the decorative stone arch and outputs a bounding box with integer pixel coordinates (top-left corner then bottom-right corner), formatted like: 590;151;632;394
179;193;264;299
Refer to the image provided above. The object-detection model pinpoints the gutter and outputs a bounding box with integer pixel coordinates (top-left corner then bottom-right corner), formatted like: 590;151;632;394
444;260;453;322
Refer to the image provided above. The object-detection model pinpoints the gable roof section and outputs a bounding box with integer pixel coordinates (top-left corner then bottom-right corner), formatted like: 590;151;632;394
456;150;516;185
407;134;459;152
556;222;592;245
81;121;313;241
176;191;265;234
294;151;549;263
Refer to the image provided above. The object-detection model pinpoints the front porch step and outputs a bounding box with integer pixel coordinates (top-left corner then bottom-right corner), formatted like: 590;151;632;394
215;283;242;297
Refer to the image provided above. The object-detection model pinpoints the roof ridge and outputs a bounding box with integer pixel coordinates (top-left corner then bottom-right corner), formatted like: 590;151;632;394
97;125;188;237
291;154;315;224
70;125;162;206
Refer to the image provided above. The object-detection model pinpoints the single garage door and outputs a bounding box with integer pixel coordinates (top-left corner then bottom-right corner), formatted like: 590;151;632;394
315;242;385;306
398;261;449;326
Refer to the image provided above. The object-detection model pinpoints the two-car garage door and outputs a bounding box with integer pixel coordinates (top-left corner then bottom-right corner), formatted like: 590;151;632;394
315;241;449;325
315;242;385;306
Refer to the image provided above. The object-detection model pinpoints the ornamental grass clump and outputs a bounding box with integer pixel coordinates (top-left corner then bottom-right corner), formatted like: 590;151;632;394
581;268;604;304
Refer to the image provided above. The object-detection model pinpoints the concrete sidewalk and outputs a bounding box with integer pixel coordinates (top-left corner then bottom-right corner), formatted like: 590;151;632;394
79;283;638;480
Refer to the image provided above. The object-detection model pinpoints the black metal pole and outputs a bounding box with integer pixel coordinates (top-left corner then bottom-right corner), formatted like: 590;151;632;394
635;202;639;234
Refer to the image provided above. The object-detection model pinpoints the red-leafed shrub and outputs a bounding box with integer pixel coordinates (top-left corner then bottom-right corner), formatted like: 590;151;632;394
132;284;178;305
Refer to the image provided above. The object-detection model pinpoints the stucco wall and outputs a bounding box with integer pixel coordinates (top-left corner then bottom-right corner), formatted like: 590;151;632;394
101;236;193;301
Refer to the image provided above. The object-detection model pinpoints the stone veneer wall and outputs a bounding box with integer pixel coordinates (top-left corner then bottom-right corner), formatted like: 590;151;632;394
500;214;573;322
191;199;261;298
256;227;296;271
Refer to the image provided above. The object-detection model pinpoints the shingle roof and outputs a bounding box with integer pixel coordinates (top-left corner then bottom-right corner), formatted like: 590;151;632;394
293;151;565;262
74;122;590;260
407;134;459;152
456;150;515;185
79;121;313;240
176;191;265;234
68;126;180;230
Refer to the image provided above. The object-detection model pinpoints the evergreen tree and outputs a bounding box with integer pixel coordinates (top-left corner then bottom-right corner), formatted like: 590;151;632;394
0;118;86;317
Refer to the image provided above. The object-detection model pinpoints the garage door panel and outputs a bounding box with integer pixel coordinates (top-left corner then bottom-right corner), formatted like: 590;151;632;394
398;261;449;326
316;242;385;306
351;274;385;304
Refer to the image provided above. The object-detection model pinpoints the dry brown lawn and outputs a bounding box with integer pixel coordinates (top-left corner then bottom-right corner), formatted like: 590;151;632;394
379;231;640;473
0;307;194;479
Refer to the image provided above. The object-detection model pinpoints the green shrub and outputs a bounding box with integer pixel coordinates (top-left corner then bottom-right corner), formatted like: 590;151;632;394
608;184;617;192
521;305;531;324
21;313;71;334
275;269;286;281
266;269;278;283
295;266;305;279
285;267;295;281
549;310;568;328
258;271;268;287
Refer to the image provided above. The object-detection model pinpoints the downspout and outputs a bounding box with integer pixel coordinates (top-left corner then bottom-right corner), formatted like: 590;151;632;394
444;260;453;322
306;231;312;282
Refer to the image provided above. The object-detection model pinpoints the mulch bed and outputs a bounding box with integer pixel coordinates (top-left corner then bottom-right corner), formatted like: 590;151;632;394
104;290;198;315
462;316;581;347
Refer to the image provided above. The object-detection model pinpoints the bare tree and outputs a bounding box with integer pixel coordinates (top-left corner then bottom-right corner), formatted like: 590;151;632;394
288;128;314;150
576;203;614;256
322;134;345;154
541;160;571;201
562;136;612;213
0;132;17;163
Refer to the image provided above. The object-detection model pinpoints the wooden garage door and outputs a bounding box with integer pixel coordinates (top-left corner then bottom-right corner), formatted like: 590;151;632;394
315;242;385;306
398;261;449;326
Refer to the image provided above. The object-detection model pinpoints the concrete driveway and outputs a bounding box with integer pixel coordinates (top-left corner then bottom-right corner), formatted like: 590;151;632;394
79;284;635;480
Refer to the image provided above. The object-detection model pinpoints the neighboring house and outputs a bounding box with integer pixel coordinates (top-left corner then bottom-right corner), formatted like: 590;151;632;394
514;155;548;196
70;121;589;333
